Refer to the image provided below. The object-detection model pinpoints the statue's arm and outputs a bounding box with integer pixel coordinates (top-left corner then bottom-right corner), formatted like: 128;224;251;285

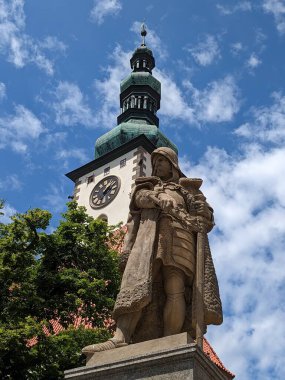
135;187;178;212
135;189;159;209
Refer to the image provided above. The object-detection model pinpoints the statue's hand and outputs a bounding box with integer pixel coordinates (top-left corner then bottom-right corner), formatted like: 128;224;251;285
158;194;177;212
193;194;212;220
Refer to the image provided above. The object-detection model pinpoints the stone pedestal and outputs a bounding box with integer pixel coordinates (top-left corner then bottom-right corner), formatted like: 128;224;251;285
64;333;228;380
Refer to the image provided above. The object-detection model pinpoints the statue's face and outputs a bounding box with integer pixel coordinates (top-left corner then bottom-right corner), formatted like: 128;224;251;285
154;155;172;180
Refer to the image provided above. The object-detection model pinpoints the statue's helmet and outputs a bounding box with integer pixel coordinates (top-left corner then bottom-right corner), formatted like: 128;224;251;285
151;147;184;178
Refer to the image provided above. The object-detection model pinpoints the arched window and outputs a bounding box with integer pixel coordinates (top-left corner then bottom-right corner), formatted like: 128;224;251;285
143;96;148;109
98;214;108;223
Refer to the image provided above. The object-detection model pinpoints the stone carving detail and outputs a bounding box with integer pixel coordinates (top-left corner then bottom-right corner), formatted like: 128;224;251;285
82;147;222;356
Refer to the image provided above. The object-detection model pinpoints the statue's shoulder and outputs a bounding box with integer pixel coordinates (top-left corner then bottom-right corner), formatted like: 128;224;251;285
135;176;161;187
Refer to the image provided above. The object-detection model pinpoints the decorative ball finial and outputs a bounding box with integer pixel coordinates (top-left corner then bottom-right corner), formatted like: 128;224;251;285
141;23;147;46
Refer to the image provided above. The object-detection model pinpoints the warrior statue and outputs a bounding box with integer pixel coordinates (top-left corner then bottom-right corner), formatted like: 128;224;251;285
82;147;222;355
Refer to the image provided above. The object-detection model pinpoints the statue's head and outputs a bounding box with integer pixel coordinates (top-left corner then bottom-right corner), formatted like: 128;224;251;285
151;147;184;181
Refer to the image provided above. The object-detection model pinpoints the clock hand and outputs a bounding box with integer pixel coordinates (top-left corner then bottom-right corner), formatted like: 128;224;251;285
103;181;116;195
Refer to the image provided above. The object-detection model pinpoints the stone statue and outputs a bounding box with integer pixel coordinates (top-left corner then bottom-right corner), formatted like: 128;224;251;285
82;147;222;355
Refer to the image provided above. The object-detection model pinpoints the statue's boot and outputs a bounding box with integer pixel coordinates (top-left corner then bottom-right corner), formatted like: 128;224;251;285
82;338;128;355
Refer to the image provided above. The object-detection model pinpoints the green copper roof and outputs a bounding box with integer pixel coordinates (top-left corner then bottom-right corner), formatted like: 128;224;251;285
95;121;177;158
132;45;153;56
120;72;161;94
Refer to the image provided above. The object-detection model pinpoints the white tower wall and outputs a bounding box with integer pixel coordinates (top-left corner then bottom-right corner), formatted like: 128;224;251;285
73;146;152;225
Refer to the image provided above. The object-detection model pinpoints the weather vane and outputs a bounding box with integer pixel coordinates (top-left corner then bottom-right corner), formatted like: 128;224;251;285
141;23;147;46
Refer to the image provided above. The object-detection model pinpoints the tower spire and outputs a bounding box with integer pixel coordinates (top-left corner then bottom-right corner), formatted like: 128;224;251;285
93;28;178;159
115;24;160;127
141;23;147;46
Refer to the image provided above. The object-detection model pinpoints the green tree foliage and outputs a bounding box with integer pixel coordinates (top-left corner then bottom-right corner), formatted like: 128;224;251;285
0;201;120;379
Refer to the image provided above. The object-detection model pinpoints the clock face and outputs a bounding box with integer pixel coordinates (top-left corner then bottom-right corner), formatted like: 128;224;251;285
90;175;121;209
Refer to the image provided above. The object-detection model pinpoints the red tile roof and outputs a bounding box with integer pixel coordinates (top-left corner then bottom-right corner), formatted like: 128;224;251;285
203;337;235;379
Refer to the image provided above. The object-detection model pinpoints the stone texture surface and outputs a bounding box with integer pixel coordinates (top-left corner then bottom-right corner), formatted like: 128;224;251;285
111;147;221;344
86;332;193;366
65;333;229;380
81;147;223;357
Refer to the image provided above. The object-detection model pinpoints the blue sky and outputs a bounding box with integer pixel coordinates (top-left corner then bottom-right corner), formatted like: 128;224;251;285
1;1;285;378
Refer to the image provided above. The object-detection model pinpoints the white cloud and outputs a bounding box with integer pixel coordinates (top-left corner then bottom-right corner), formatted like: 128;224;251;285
156;70;195;123
156;73;240;124
93;34;237;126
0;202;17;224
0;174;22;190
56;148;89;169
130;21;168;60
43;132;67;147
217;1;252;15
186;35;220;66
0;82;6;100
42;182;68;213
0;0;66;74
181;143;285;379
39;36;67;52
230;41;243;55
90;0;122;25
180;93;285;377
57;148;88;162
235;92;285;144
189;76;241;123
0;105;45;153
246;52;262;68
263;0;285;34
52;81;96;127
94;45;130;128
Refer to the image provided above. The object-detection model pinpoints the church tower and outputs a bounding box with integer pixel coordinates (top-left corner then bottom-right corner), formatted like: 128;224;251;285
66;25;177;225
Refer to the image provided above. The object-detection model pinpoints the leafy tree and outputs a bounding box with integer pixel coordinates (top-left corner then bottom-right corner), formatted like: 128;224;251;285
0;201;121;379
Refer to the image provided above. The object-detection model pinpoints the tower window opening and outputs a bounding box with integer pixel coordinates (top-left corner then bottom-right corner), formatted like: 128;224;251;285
87;175;94;184
143;96;148;109
138;96;142;108
143;60;146;68
136;60;140;68
120;158;126;168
